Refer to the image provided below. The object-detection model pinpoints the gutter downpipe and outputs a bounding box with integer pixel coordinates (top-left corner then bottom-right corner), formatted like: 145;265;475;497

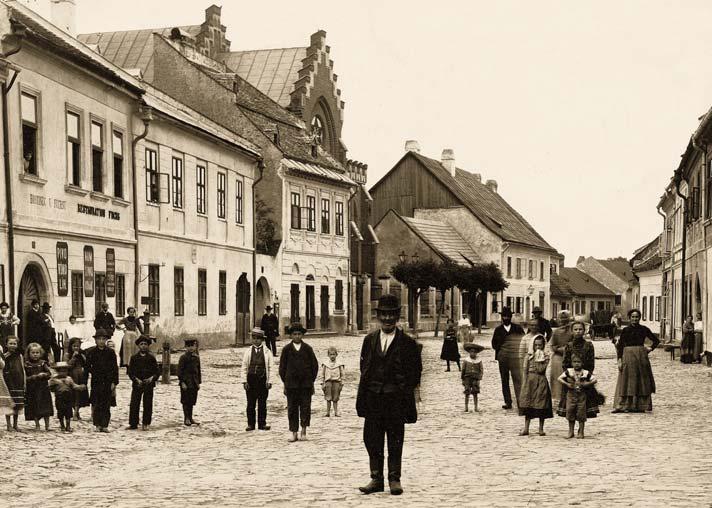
251;158;264;345
1;27;25;314
131;105;153;315
656;203;667;339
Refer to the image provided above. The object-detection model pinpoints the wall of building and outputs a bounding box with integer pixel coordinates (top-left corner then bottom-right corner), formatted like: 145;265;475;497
635;269;662;335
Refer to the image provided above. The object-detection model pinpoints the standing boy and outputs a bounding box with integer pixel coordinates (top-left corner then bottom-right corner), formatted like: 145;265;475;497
85;328;119;432
177;338;201;426
127;335;160;431
241;328;272;431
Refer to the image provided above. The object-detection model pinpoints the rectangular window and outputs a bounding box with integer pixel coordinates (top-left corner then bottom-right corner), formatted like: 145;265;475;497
91;121;104;193
112;131;123;198
21;92;38;175
528;260;534;280
219;270;227;315
507;256;512;278
172;157;183;209
491;293;499;313
306;195;316;231
174;267;184;316
66;111;81;186
335;201;344;236
235;179;243;224
506;296;513;311
575;301;580;315
516;258;522;279
419;290;430;317
655;296;660;321
148;264;160;316
71;272;84;317
95;273;107;311
116;274;125;318
321;198;330;234
217;173;226;219
145;148;159;203
649;295;655;321
515;297;523;314
335;279;343;310
614;294;622;306
291;192;301;229
198;269;207;316
581;301;586;314
540;261;544;281
196;165;206;214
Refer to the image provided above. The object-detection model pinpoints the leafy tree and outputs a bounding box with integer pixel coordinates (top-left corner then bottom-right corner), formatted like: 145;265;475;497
255;198;278;255
457;262;508;333
390;258;439;331
432;259;461;337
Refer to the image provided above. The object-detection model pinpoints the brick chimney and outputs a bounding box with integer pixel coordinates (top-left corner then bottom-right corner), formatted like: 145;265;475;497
404;140;420;153
50;0;75;35
472;173;482;183
485;179;498;193
441;148;456;177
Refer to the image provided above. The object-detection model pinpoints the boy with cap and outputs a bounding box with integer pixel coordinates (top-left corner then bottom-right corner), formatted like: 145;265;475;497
48;361;86;432
241;328;273;431
127;335;160;430
177;338;201;426
85;328;119;432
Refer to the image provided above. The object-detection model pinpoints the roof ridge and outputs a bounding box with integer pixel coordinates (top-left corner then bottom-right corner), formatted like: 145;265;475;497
222;46;308;55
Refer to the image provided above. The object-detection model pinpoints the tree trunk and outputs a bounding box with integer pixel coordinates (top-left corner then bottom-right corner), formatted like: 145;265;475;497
434;290;446;337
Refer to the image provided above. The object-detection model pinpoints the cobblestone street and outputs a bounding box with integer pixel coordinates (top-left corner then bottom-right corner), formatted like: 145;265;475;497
2;332;712;507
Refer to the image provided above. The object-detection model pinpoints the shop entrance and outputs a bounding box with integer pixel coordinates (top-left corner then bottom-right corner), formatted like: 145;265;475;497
17;263;49;347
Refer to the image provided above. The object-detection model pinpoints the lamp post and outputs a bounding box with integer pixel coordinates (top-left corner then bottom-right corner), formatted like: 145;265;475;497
412;252;419;263
398;251;407;263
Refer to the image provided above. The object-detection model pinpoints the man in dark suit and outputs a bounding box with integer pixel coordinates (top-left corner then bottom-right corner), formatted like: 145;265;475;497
532;306;552;341
260;305;280;357
491;307;525;409
24;299;44;351
93;302;116;337
357;294;422;496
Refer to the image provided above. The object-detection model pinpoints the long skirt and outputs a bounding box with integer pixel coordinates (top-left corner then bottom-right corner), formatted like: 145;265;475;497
613;346;655;412
557;385;601;419
25;383;54;420
549;353;564;402
440;338;460;362
694;332;704;362
0;373;14;416
518;373;553;419
121;330;140;367
681;331;696;364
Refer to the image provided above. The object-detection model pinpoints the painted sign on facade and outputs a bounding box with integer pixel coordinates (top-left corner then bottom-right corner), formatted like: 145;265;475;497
83;246;94;297
56;242;68;297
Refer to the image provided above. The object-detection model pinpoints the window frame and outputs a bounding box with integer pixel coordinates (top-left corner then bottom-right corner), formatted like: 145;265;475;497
172;155;184;209
145;147;159;203
71;271;84;317
217;172;226;219
516;258;522;279
539;261;544;281
95;272;107;313
198;269;207;316
112;128;124;199
321;198;330;234
21;90;39;176
235;178;243;224
148;264;160;316
174;266;184;317
66;107;82;187
306;195;316;232
196;164;207;215
335;279;344;310
116;273;125;318
219;270;227;315
291;192;301;229
335;200;344;236
528;259;534;280
90;119;105;193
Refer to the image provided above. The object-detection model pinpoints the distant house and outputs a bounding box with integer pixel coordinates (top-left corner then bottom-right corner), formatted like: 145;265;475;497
550;268;616;320
576;257;637;314
631;236;663;335
370;141;562;328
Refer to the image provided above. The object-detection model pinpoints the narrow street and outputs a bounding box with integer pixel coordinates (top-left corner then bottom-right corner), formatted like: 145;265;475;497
2;332;711;508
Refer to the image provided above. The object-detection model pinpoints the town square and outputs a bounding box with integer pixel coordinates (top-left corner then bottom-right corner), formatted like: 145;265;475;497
1;0;712;506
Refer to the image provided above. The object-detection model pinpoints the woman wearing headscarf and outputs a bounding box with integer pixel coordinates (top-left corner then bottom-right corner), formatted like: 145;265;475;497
549;310;572;403
118;307;145;367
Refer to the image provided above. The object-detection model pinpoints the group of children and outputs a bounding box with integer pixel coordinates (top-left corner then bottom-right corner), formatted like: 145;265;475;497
445;319;600;439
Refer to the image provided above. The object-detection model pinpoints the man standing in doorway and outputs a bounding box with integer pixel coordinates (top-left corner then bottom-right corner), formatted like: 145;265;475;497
356;294;422;496
491;307;525;409
532;307;552;341
260;305;280;357
94;303;116;337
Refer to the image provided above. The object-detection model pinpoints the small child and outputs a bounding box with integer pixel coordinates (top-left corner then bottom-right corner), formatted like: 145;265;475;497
557;353;597;439
85;329;119;433
65;338;89;420
321;346;344;417
518;335;553;436
48;362;85;432
3;336;25;431
24;343;54;431
440;319;461;372
127;335;160;431
461;342;484;412
177;338;201;426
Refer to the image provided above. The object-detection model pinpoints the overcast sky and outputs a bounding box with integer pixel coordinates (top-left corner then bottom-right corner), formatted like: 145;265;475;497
76;0;712;264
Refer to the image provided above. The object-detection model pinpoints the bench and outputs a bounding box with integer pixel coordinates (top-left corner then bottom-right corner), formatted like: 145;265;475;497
663;342;681;360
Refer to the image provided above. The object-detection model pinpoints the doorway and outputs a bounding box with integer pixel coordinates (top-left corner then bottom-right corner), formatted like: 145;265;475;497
17;263;49;347
306;285;315;330
255;277;270;326
356;280;364;330
236;274;250;345
320;285;330;330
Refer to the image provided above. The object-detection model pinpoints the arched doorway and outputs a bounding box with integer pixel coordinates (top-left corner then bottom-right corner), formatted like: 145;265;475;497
17;263;49;346
236;274;251;345
254;276;271;326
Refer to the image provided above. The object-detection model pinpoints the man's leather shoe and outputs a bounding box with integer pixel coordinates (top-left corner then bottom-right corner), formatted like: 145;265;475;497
258;425;271;430
245;426;255;431
359;479;384;494
502;404;512;409
389;480;403;495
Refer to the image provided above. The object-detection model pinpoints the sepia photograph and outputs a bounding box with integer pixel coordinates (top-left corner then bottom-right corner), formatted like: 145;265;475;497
0;0;710;506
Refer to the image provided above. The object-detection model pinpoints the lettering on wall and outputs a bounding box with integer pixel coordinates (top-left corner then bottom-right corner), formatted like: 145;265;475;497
30;194;66;210
56;242;68;297
83;246;94;297
28;194;120;220
106;248;116;298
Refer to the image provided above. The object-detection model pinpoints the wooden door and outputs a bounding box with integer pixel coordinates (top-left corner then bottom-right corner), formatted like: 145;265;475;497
306;285;315;330
320;285;329;330
236;274;250;345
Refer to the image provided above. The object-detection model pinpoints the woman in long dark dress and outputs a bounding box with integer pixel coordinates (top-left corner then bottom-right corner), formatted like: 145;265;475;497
549;311;572;402
557;321;599;419
612;309;659;413
518;334;553;436
440;319;461;371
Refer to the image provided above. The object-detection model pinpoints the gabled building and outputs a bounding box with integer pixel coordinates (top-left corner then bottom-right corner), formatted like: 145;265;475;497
370;141;562;326
576;257;636;314
550;268;616;320
631;235;663;335
79;6;361;334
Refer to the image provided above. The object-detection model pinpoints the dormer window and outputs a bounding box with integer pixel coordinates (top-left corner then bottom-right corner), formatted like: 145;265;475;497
311;115;324;146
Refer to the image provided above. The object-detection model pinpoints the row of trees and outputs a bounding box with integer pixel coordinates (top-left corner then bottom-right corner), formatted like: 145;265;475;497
390;257;508;335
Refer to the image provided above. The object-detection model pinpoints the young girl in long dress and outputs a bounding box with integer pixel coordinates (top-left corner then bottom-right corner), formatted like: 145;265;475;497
24;343;54;430
3;336;25;431
518;335;553;436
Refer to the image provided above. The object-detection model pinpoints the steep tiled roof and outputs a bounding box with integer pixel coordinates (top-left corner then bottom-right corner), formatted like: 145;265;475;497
633;254;662;274
400;215;482;266
406;153;557;252
599;259;637;285
220;47;307;108
550;272;574;299
557;268;615;297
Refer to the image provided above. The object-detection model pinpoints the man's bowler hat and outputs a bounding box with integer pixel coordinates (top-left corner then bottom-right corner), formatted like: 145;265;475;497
135;335;154;346
265;305;273;311
184;338;198;347
501;307;513;318
287;321;307;335
533;307;543;314
375;294;401;313
93;328;110;339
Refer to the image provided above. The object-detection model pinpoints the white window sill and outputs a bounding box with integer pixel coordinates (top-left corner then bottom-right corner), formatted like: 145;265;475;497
19;173;47;186
112;197;130;208
65;184;88;196
145;201;160;208
90;191;111;202
173;207;185;214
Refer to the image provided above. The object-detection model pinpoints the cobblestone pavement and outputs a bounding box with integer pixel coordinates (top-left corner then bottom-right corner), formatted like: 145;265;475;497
2;332;712;507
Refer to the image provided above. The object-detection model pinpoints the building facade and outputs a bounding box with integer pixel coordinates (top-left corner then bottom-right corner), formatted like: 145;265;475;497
550;268;616;321
576;257;636;314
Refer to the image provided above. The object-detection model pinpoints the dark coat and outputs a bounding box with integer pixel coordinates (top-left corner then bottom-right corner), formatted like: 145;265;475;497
127;352;160;387
279;342;319;390
260;313;279;338
491;323;525;360
177;352;202;390
25;308;45;343
356;328;422;424
93;311;116;335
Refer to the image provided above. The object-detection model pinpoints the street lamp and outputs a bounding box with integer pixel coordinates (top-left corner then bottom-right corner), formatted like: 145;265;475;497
412;252;419;263
398;251;407;263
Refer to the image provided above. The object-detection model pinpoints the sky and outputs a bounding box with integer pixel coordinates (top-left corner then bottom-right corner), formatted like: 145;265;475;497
74;0;712;265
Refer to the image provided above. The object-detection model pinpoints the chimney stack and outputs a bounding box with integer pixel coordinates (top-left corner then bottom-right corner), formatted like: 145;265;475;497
473;173;482;183
441;148;456;177
404;140;420;154
485;179;498;193
50;0;76;35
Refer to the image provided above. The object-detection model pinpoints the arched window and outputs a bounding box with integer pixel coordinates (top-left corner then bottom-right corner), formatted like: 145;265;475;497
310;115;324;146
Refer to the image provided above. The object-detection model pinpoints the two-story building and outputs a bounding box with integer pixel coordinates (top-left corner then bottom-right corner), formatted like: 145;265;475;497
576;257;637;314
370;141;562;327
631;235;663;336
550;268;616;321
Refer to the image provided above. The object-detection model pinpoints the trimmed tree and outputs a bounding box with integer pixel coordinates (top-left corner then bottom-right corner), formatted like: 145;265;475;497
433;259;461;337
390;258;439;331
457;262;508;333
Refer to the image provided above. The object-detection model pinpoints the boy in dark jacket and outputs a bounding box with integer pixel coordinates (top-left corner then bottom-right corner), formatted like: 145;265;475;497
127;335;160;430
85;329;119;432
177;338;201;426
